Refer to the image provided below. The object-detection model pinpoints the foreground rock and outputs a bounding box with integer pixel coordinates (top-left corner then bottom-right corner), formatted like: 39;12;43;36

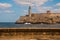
0;32;60;40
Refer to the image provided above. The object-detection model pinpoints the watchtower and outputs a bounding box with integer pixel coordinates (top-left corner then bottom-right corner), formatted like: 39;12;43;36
47;10;51;14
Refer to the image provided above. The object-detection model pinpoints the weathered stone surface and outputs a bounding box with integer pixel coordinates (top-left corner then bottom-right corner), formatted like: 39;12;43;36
16;13;60;24
0;29;60;40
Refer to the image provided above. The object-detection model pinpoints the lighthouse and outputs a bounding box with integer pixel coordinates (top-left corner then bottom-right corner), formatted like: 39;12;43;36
28;6;32;17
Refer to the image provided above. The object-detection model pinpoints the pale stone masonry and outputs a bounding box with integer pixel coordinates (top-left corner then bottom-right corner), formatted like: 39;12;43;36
0;29;60;40
16;6;60;24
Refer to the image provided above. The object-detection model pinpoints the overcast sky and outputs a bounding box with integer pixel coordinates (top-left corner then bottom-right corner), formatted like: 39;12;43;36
0;0;60;22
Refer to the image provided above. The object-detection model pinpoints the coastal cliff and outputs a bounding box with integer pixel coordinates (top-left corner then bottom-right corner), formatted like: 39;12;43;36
16;6;60;24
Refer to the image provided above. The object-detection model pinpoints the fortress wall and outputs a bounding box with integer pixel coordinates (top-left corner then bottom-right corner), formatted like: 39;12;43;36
29;13;60;18
40;13;60;17
20;13;60;20
49;14;60;17
34;13;60;17
20;16;28;20
31;13;48;17
31;14;39;17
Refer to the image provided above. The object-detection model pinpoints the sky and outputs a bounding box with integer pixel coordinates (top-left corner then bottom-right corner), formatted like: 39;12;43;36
0;0;60;22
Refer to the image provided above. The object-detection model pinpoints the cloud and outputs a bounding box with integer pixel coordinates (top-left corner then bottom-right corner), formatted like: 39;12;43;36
34;6;53;13
13;0;54;13
0;10;14;13
52;8;60;13
37;7;60;13
49;0;53;1
13;0;60;13
23;10;28;15
0;3;12;8
13;0;49;6
56;3;60;6
4;10;14;13
0;3;13;13
13;0;30;6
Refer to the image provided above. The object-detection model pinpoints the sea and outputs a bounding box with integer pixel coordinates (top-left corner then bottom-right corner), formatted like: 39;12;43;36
0;22;60;28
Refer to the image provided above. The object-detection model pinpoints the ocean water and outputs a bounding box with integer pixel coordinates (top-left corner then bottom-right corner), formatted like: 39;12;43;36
0;22;60;28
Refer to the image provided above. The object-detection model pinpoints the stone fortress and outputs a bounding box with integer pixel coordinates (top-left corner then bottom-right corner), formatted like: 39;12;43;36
16;6;60;24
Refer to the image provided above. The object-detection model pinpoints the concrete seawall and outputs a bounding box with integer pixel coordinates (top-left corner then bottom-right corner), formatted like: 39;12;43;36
0;28;60;40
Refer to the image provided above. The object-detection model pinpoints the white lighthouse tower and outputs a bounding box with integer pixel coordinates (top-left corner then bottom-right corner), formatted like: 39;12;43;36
28;6;32;17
